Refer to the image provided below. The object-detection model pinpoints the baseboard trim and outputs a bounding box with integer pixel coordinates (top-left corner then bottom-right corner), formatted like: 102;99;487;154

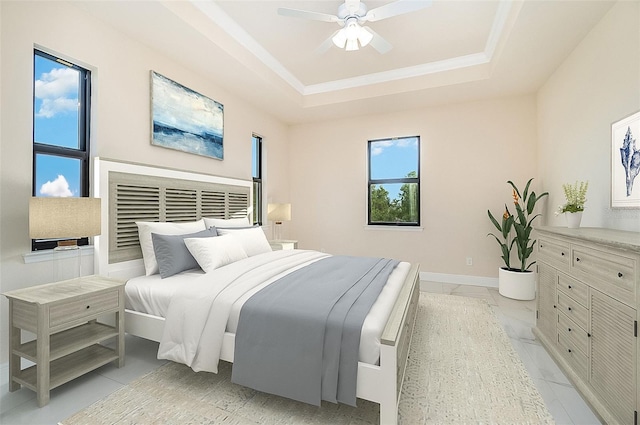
420;272;499;288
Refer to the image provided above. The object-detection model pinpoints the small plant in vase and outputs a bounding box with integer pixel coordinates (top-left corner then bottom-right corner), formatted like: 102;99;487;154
556;181;588;228
488;178;548;300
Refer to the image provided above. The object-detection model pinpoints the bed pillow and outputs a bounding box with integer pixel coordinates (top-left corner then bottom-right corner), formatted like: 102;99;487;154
203;217;250;229
151;228;218;279
184;234;248;273
216;226;272;257
136;219;207;276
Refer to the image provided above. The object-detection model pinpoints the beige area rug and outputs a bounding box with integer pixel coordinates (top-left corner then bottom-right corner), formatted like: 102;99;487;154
61;293;554;425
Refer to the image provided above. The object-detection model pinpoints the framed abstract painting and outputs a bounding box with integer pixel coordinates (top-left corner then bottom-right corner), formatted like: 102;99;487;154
151;71;223;160
611;110;640;208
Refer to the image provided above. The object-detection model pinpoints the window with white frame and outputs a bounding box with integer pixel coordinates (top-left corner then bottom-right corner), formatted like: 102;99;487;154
368;136;420;226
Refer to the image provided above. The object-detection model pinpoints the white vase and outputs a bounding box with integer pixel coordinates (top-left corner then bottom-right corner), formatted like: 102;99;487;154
566;212;583;229
498;267;536;300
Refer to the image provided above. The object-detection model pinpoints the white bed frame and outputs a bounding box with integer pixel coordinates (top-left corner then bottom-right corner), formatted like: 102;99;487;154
94;158;420;425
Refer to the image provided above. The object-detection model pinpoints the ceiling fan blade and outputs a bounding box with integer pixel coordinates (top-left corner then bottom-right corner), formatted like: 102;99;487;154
364;0;432;22
278;7;340;23
315;30;341;54
363;27;393;54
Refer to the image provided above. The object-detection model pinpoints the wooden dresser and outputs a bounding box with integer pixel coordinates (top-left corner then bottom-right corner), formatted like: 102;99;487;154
534;227;640;425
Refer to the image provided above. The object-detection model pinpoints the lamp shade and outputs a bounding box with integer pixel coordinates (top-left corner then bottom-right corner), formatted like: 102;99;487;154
267;203;291;223
29;197;101;239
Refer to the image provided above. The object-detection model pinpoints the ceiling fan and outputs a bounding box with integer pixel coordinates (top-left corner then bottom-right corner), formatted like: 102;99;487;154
278;0;432;54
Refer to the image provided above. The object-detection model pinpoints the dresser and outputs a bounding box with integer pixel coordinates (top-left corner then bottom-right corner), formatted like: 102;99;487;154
534;227;640;425
3;275;125;407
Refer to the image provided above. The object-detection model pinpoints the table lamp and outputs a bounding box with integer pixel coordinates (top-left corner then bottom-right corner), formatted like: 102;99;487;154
29;197;101;278
267;203;291;241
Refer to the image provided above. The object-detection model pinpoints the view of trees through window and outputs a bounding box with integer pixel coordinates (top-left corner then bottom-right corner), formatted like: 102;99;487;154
368;137;420;225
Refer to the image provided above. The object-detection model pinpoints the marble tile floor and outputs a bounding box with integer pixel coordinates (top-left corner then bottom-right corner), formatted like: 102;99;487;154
0;282;602;425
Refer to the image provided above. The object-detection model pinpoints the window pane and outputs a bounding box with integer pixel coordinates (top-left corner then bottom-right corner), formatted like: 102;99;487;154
369;183;419;224
370;137;419;180
253;181;261;225
34;54;80;149
252;136;260;178
35;154;81;197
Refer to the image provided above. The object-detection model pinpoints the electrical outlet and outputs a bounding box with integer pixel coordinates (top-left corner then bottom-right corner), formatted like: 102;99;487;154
466;257;473;266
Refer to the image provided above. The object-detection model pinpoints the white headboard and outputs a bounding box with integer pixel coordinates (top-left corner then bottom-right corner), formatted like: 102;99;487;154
94;158;252;279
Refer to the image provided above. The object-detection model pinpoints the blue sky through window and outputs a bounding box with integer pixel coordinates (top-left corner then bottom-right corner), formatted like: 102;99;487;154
370;137;419;199
34;54;81;197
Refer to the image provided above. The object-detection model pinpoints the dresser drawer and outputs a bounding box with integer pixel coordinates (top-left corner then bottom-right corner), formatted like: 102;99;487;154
538;237;571;266
557;327;588;380
557;273;588;307
572;245;636;301
557;290;588;330
557;311;589;355
49;290;120;328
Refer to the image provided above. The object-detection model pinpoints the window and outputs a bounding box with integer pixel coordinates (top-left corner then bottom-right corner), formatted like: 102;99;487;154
32;50;91;250
252;134;263;225
368;136;420;226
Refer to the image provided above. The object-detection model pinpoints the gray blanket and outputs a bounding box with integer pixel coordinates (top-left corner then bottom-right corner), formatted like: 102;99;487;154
231;256;399;406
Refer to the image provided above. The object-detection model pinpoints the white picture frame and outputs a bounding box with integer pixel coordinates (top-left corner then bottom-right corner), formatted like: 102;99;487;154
611;110;640;208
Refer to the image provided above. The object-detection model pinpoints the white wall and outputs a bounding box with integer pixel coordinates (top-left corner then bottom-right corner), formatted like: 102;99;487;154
288;95;540;279
538;1;640;232
0;1;290;364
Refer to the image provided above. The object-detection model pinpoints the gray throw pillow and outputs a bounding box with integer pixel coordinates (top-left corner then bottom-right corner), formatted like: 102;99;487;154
152;227;217;278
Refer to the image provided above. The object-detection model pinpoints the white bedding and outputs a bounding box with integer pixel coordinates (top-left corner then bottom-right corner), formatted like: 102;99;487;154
125;249;409;367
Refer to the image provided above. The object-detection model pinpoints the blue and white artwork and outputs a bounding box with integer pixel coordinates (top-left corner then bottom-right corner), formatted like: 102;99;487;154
151;71;223;160
611;110;640;208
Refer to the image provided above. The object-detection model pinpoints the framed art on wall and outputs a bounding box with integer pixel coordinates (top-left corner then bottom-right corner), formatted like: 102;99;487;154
611;110;640;208
151;71;224;160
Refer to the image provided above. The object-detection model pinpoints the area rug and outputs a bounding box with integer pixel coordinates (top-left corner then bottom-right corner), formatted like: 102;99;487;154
61;293;554;425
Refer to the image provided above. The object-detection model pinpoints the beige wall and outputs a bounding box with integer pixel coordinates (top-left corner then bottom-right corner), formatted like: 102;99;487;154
0;1;289;363
538;1;640;232
288;95;540;278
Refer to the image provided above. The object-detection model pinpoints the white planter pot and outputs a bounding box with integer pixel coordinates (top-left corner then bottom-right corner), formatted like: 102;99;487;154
566;211;583;228
498;267;536;300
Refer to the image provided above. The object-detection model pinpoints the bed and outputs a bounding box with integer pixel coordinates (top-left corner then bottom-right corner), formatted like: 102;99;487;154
93;158;420;424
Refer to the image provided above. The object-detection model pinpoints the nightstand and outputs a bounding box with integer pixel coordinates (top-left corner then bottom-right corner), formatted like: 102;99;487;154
3;275;125;407
269;240;298;250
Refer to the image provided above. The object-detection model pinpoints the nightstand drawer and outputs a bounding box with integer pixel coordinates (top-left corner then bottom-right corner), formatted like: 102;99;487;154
49;290;119;328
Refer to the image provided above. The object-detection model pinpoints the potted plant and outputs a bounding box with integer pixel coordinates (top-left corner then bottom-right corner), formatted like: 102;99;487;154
488;178;548;300
555;181;588;228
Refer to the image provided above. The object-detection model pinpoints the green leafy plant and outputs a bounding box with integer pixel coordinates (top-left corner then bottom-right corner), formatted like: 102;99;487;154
488;178;549;272
558;181;588;213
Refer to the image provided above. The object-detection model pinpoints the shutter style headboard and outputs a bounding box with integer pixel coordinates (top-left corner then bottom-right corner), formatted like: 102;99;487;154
95;158;252;278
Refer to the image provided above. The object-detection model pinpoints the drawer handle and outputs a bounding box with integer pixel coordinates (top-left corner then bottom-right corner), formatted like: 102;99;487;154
567;285;572;289
86;305;91;310
567;348;572;353
568;327;572;332
576;257;581;262
617;272;623;278
588;333;591;337
561;252;565;256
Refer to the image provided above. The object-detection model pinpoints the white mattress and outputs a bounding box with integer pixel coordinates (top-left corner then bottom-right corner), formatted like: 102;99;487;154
125;253;410;365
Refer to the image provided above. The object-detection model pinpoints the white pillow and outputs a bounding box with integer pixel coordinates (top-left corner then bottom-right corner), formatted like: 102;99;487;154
184;234;248;273
203;217;250;228
216;227;272;257
136;219;206;276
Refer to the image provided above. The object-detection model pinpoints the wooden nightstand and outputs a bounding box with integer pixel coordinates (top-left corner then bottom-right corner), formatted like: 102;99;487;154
269;240;298;250
3;275;125;406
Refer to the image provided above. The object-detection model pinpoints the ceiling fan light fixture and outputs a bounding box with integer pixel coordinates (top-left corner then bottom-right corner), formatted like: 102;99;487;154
345;38;359;51
358;26;373;47
332;28;347;48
